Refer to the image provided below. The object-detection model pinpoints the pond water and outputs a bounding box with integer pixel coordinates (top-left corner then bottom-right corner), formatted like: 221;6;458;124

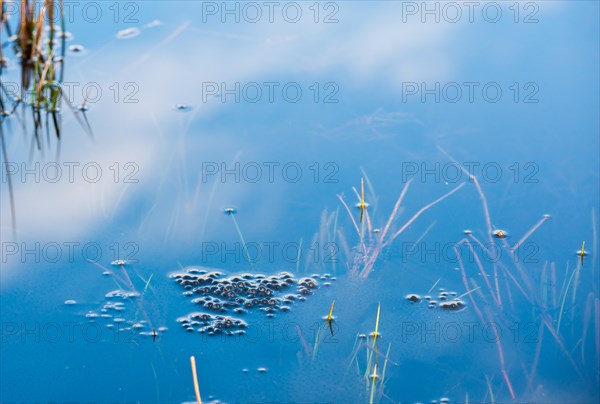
1;1;599;403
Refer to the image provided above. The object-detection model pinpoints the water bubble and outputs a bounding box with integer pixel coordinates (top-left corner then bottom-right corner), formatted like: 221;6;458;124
223;207;237;215
64;300;77;305
439;300;465;311
68;44;85;54
257;367;267;373
146;20;162;28
406;294;420;303
175;103;192;112
105;289;140;299
117;27;140;39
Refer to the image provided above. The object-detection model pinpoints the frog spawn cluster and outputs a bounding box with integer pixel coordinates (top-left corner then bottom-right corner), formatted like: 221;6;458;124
171;269;334;336
177;312;248;336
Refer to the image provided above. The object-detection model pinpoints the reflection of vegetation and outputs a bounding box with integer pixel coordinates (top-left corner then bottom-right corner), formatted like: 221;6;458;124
1;0;67;142
1;0;91;237
338;177;464;280
306;172;464;278
309;155;598;401
442;148;599;401
346;303;394;404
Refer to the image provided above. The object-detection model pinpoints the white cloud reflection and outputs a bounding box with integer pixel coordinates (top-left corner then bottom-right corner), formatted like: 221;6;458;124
1;2;461;249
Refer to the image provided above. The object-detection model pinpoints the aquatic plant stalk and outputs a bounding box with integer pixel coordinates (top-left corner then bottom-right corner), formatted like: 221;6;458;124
427;278;441;294
352;184;373;236
296;324;311;356
337;193;361;237
371;302;381;342
295;237;302;273
455;239;500;306
557;263;578;334
385;182;465;246
458;286;481;299
540;262;548;307
311;325;321;360
595;298;600;385
229;214;253;269
359;182;464;280
526;321;545;394
368;363;377;404
414;220;436;245
332;207;339;273
347;334;363;369
592;209;598;288
570;257;584;323
455;243;514;399
379;343;391;387
501;240;582;377
485;375;495;404
380;179;412;242
360;166;378;213
581;292;595;364
190;356;202;404
439;147;503;305
550;262;557;308
510;215;550;252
